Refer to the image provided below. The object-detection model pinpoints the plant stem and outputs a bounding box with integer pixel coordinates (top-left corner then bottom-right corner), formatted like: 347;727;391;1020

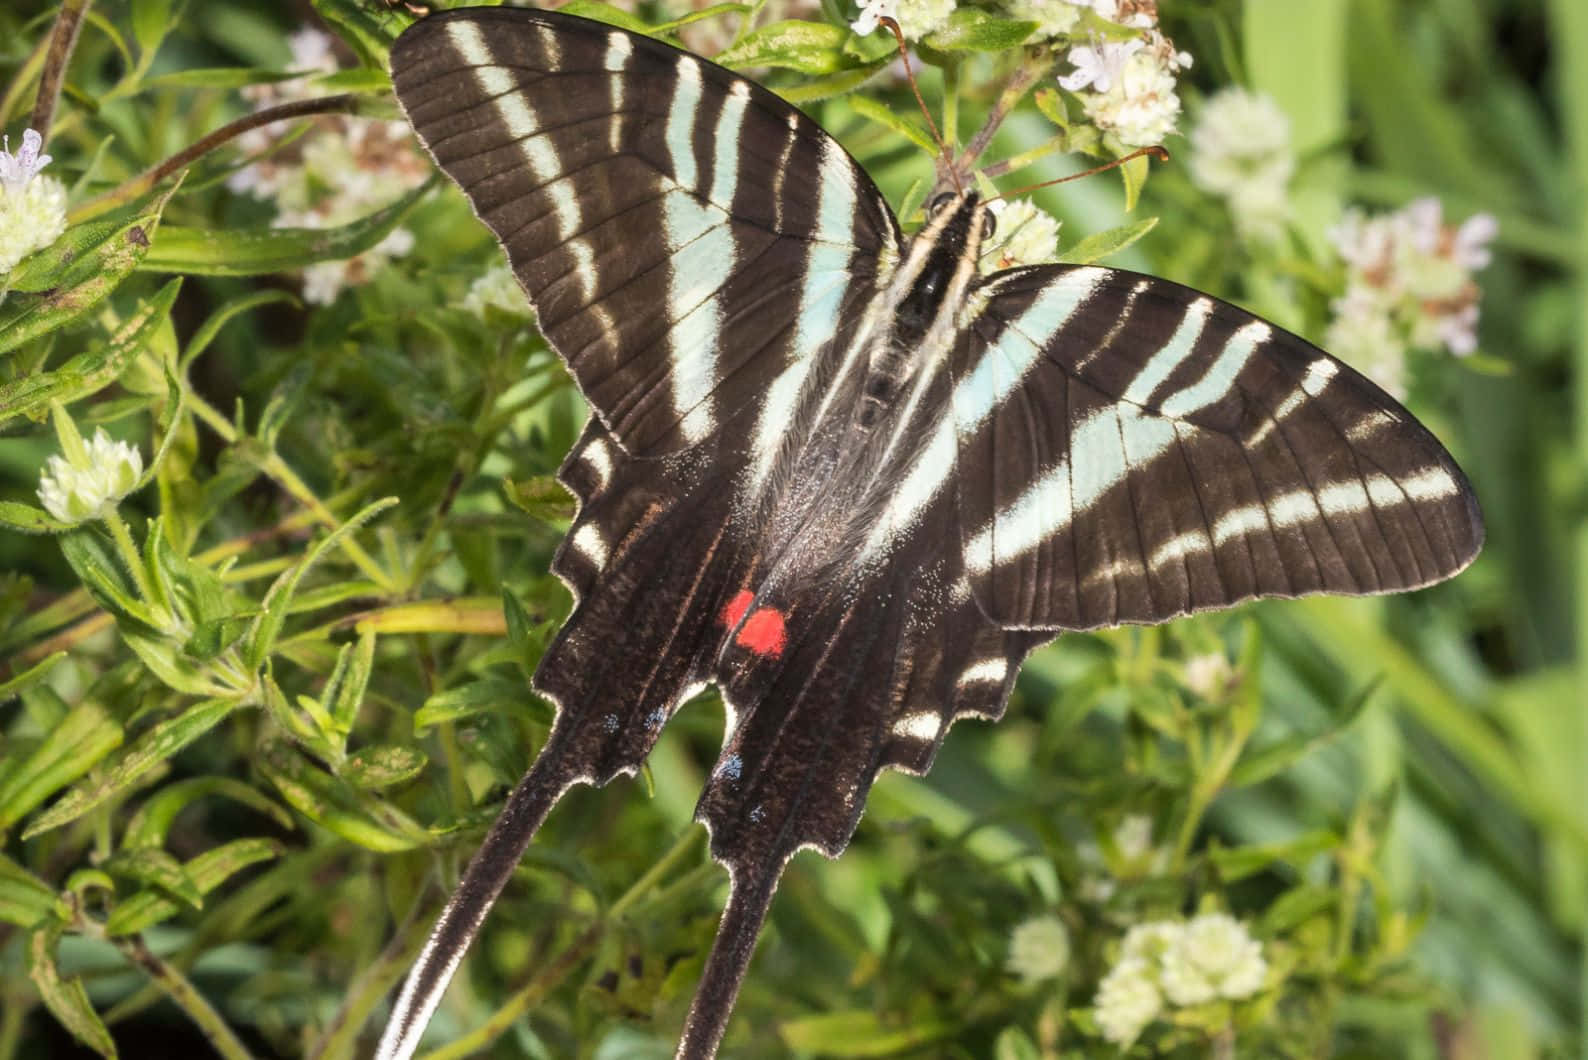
69;94;362;223
186;390;394;590
28;0;90;141
101;507;159;613
111;934;256;1060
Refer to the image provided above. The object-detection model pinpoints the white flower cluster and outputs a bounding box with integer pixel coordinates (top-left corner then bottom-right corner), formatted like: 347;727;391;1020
1006;914;1072;982
1323;198;1497;398
462;263;531;319
1187;88;1294;243
1057;4;1191;148
0;129;69;275
849;0;956;41
38;427;143;524
979;198;1061;273
1092;912;1267;1046
230;28;428;304
1181;651;1233;700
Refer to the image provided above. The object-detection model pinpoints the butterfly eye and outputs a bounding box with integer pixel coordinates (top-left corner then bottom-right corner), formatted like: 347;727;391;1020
927;191;956;217
980;211;997;242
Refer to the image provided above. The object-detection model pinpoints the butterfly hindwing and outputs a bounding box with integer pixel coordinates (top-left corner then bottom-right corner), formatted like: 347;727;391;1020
391;7;901;455
951;265;1484;629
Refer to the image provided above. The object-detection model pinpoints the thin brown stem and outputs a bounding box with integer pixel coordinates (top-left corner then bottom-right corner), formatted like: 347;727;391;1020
959;56;1054;176
28;0;90;140
70;94;362;223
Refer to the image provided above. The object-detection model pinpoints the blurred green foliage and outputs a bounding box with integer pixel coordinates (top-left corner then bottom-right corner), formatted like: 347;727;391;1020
0;0;1581;1058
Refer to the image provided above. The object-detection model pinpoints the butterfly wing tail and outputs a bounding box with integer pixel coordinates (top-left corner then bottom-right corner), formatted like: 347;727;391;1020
375;725;586;1060
674;865;781;1060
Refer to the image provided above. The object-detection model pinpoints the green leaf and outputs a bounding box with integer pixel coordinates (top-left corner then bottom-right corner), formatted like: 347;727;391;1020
779;1009;954;1055
105;837;285;936
922;7;1036;52
328;627;377;732
501;587;536;671
122;776;294;849
341;744;428;790
0;191;170;355
23;699;239;839
502;474;576;523
847;94;937;154
555;0;656;34
57;529;152;625
255;743;429;853
310;0;410;68
0;697;124;833
0;651;67;704
651;3;751;36
0;854;56;928
0;500;66;533
414;676;528;730
1118;150;1151;212
131;0;176;61
1059;216;1158;265
718;21;848;74
139;177;436;276
0;277;183;429
1208;829;1341;882
103;847;202;910
244;497;398;669
778;61;889;105
27;923;118;1058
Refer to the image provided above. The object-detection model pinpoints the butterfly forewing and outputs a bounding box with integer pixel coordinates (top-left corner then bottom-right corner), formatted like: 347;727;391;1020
951;265;1484;629
390;8;901;455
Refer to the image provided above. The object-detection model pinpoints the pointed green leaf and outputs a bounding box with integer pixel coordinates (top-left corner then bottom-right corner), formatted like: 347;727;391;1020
0;189;172;356
105;837;285;936
0;698;124;833
23;699;239;839
257;743;429;852
554;0;655;34
718;21;848;74
846;94;937;154
139;178;436;276
502;475;576;523
27;923;118;1058
122;776;294;849
0;651;67;704
0;500;67;533
244;497;397;669
341;744;428;790
1059;216;1158;265
922;7;1036;51
0;278;183;428
328;627;377;731
103;847;202;909
0;854;56;928
414;676;528;731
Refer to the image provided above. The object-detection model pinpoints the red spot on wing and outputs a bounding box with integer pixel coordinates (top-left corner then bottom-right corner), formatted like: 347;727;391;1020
721;590;755;628
719;589;787;658
736;607;787;658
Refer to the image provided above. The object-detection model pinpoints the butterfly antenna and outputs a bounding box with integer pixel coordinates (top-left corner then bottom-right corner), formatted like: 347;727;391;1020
878;16;959;192
988;144;1168;201
375;724;585;1060
673;862;784;1059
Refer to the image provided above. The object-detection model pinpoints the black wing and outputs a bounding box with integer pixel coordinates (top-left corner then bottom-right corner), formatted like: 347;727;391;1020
391;7;901;455
950;265;1484;629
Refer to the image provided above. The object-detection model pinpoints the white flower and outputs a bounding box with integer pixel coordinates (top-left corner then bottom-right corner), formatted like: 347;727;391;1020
1007;914;1072;982
851;0;954;40
1181;652;1233;699
463;263;531;318
1112;813;1156;862
1120;919;1184;963
1093;956;1163;1046
1159;912;1267;1005
1324;286;1406;398
1058;38;1143;93
1324;198;1496;395
1187;88;1294;242
1;129;68;274
1000;0;1085;39
1062;30;1191;147
979;198;1061;272
38;428;143;524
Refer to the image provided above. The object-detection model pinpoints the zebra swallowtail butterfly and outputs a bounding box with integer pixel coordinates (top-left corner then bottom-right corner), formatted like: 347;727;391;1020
380;7;1483;1057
